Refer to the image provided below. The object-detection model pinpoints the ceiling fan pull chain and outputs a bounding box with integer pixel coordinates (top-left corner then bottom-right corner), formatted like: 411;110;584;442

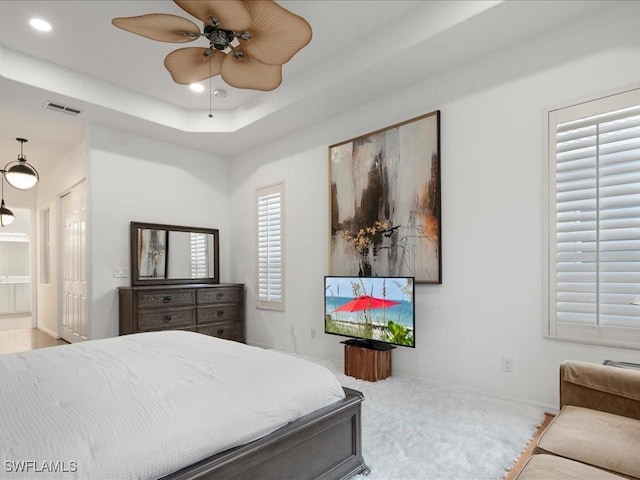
209;57;213;118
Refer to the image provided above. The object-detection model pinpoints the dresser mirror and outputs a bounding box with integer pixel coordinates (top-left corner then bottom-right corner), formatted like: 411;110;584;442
130;222;219;286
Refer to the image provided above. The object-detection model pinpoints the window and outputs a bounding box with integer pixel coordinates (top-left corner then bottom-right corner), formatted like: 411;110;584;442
256;182;285;310
190;232;208;278
40;207;50;284
546;87;640;347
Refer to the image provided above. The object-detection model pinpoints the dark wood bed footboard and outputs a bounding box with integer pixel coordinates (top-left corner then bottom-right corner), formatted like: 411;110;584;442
163;387;369;480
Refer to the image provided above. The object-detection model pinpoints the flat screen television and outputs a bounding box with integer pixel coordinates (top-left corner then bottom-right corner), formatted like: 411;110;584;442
324;276;415;349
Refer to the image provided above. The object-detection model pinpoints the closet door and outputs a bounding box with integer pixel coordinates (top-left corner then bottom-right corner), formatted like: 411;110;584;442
60;181;88;343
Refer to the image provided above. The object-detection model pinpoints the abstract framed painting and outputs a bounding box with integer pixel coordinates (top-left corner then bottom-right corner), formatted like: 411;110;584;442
329;110;441;284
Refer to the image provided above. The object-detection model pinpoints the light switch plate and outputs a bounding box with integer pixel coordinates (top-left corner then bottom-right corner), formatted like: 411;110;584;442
113;267;129;278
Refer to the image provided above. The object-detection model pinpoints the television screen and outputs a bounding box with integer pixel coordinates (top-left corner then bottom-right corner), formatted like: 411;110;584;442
324;276;415;349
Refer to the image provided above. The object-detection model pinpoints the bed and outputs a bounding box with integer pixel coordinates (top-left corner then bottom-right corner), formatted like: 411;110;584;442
0;330;368;479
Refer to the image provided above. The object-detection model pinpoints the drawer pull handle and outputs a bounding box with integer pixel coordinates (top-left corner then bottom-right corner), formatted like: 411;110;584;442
217;329;224;336
163;315;172;323
216;310;224;317
162;296;172;303
216;292;224;299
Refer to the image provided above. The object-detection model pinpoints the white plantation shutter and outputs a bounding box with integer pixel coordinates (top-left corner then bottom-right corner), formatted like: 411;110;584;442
256;183;285;310
547;87;640;346
190;232;208;278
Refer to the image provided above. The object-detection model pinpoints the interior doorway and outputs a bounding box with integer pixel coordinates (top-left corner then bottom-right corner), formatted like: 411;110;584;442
0;208;33;331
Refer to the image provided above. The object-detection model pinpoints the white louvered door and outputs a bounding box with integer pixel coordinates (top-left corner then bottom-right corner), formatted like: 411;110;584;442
60;181;88;343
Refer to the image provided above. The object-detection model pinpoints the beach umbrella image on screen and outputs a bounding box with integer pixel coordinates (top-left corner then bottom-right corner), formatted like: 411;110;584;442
334;295;400;312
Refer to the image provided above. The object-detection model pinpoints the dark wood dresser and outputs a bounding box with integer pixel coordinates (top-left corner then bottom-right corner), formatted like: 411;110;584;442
119;283;245;343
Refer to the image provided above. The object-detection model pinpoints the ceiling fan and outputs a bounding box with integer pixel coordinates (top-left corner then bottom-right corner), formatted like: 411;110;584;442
112;0;312;92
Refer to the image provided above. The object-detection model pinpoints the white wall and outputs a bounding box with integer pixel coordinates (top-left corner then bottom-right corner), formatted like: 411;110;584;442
228;3;640;410
35;136;88;337
88;125;230;339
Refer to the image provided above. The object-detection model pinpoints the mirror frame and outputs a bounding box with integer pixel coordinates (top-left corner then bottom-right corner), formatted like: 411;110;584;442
130;221;220;286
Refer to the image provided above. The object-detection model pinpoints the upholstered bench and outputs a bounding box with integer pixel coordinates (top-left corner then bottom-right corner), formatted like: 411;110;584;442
514;454;626;480
514;360;640;480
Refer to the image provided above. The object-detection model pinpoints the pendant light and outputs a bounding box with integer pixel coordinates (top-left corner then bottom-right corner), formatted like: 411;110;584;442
4;138;39;190
0;177;14;227
0;137;40;227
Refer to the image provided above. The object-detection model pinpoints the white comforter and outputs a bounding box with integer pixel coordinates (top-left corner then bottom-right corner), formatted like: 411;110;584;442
0;331;345;479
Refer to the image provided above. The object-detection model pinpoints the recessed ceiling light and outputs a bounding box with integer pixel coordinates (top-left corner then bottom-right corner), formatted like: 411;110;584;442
29;18;52;32
189;83;205;93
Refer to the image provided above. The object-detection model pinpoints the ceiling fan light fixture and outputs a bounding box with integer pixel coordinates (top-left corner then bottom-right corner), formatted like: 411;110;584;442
204;24;235;51
189;83;205;93
114;0;311;92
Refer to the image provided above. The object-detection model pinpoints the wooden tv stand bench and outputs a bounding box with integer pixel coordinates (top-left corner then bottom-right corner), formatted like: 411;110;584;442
342;340;394;382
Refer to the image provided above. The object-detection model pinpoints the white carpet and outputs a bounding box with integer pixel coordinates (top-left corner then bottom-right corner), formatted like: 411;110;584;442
304;355;546;480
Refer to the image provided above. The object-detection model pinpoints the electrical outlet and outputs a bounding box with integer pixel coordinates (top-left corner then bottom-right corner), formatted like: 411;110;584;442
311;329;316;339
502;357;513;373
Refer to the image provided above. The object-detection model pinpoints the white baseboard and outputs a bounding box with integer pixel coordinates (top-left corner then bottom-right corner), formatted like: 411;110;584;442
245;339;558;414
37;325;59;339
390;369;558;414
246;340;281;350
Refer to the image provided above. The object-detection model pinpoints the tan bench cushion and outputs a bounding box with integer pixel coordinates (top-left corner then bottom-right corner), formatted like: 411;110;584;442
514;454;626;480
535;406;640;479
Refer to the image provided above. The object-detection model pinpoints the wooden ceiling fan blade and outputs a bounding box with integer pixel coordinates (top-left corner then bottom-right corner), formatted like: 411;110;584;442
164;47;224;84
112;14;201;43
239;1;312;66
174;0;252;31
220;52;282;91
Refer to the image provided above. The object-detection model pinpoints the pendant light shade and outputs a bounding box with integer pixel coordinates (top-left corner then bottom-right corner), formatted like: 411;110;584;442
0;200;14;227
0;137;40;227
4;162;39;190
4;139;39;190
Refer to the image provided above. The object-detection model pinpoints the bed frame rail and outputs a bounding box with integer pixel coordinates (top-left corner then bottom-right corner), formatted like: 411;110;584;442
163;387;369;480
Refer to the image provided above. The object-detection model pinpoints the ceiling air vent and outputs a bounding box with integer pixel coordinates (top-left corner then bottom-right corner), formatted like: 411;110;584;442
43;101;82;116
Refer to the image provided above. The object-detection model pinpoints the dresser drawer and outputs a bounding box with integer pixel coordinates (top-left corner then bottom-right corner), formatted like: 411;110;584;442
197;287;242;305
137;307;195;331
119;284;244;339
136;290;195;308
197;304;240;324
196;321;242;342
